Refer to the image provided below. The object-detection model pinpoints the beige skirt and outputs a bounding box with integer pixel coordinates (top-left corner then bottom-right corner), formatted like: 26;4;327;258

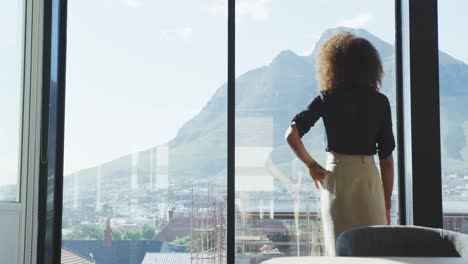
320;152;387;256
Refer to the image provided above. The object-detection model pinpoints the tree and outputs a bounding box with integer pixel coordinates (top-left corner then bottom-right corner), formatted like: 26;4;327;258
65;224;104;240
196;233;216;251
65;223;156;241
173;233;216;252
122;229;141;240
173;235;191;245
112;229;122;240
140;224;156;240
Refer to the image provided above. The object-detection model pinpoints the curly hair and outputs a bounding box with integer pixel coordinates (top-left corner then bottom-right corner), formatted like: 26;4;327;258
316;32;383;91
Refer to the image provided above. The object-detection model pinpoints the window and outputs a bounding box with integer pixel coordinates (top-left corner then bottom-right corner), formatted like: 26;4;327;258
0;1;24;202
235;0;398;261
438;0;468;234
62;1;226;263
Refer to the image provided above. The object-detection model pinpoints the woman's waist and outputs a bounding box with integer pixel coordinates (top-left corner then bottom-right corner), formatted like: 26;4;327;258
326;151;376;164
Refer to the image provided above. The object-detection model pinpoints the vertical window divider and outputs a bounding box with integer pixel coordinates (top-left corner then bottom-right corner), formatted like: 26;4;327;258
401;0;442;228
227;0;235;263
36;0;67;263
395;0;407;226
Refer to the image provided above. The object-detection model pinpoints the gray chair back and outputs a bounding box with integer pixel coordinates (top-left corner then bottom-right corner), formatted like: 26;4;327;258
336;225;468;257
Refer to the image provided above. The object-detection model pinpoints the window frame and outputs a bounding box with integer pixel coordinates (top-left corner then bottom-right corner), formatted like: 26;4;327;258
227;0;235;262
34;0;447;263
36;0;68;263
398;0;443;228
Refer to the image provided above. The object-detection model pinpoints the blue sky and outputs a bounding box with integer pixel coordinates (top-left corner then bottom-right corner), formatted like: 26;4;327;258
1;0;468;184
63;0;401;174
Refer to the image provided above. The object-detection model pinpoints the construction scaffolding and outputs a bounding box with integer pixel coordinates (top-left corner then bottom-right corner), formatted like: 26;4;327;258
234;196;324;262
191;184;226;264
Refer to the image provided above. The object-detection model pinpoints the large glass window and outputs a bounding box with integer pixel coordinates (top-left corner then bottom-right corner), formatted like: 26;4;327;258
62;0;226;263
439;0;468;234
0;1;24;202
235;0;398;262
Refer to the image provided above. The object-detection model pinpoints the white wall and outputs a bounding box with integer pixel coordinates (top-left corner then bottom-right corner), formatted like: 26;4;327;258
0;204;23;264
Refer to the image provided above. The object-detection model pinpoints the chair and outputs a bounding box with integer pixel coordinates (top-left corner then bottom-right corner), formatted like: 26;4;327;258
336;225;468;257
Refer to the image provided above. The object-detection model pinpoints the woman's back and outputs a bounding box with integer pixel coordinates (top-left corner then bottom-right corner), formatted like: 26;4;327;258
293;86;394;160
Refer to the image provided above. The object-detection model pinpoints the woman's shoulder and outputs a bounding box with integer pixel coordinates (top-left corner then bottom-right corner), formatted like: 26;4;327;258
317;90;328;98
368;91;392;113
317;87;390;103
317;89;335;99
373;91;390;103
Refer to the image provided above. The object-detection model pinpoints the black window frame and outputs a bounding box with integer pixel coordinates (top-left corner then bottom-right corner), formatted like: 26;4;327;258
37;0;67;263
37;0;445;262
398;0;442;228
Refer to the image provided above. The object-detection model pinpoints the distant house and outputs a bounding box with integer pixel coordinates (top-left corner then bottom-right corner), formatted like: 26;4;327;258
141;253;190;264
153;216;192;242
61;248;94;264
119;223;139;232
154;206;226;244
141;253;222;264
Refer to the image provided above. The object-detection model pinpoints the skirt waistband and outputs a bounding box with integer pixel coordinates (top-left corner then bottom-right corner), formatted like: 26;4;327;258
327;151;375;164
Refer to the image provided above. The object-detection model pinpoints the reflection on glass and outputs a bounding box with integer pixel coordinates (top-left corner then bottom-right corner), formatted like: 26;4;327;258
235;0;397;262
438;0;468;234
62;0;226;263
0;1;24;202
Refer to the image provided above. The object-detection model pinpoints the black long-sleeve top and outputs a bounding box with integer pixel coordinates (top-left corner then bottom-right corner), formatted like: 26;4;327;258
291;87;395;160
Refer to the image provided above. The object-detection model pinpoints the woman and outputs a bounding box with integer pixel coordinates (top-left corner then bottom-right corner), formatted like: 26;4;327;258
285;32;395;256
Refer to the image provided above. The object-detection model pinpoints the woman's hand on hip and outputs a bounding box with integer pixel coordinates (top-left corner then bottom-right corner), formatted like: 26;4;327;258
308;161;329;190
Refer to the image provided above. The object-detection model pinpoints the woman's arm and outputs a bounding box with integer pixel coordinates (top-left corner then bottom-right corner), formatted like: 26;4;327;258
285;124;315;167
285;123;328;190
379;154;394;224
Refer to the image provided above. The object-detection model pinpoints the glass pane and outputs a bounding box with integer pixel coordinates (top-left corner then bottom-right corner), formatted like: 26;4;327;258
0;1;24;202
439;1;468;234
235;0;398;261
62;0;227;263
